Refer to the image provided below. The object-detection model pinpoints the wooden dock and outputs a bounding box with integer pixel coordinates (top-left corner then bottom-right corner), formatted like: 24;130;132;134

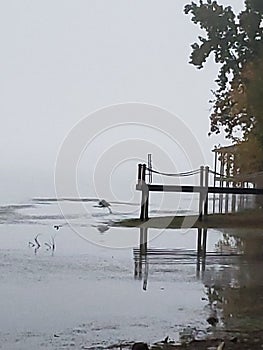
136;163;263;221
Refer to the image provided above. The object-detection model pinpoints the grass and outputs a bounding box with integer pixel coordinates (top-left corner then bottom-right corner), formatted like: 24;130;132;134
113;209;263;229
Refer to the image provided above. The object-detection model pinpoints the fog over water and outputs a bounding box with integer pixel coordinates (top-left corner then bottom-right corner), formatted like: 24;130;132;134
2;2;258;349
0;0;244;205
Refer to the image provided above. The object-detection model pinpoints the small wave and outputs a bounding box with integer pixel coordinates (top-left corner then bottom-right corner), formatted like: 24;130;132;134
110;201;139;206
33;197;99;203
33;198;139;206
22;214;68;221
92;212;110;218
0;204;35;213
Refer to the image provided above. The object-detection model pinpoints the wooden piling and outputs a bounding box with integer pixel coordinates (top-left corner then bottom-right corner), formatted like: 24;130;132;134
219;157;224;213
225;183;229;213
225;155;230;213
134;261;139;277
231;190;236;212
139;227;148;255
204;166;209;218
196;228;202;277
140;164;149;221
212;151;218;214
198;166;204;220
145;192;149;220
197;228;202;256
138;163;142;182
201;228;207;272
147;153;153;184
140;196;145;221
138;227;148;286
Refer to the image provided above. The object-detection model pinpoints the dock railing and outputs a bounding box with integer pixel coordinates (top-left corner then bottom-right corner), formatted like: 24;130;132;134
136;163;263;221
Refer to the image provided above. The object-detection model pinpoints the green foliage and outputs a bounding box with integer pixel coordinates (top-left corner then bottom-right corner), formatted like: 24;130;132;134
185;1;239;82
184;0;263;143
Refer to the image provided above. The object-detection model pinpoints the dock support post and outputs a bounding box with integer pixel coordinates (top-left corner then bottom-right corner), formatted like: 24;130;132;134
139;227;148;255
231;189;236;212
197;228;202;256
138;227;148;290
225;154;230;213
231;166;237;212
212;151;218;214
147;153;153;184
219;156;224;213
138;163;142;183
225;183;229;213
196;228;202;277
199;166;204;220
145;191;149;220
204;166;209;218
140;165;145;221
140;164;149;221
197;228;207;275
201;228;207;272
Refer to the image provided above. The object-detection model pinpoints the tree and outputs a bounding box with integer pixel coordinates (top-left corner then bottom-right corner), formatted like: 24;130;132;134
184;0;263;171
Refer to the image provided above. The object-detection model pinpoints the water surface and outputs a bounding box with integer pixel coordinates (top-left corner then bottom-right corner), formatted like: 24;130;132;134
0;198;262;349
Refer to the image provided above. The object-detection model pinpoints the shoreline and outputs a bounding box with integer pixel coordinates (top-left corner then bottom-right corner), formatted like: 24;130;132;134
113;209;263;229
147;329;263;349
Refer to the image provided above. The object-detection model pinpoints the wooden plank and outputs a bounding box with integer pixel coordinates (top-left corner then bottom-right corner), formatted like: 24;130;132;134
208;186;263;195
136;184;263;195
136;184;203;193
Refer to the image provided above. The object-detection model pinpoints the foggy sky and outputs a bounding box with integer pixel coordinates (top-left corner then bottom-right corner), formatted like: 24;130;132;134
0;1;244;202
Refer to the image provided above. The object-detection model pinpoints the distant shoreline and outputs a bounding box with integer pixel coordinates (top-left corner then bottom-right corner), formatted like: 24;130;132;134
114;209;263;229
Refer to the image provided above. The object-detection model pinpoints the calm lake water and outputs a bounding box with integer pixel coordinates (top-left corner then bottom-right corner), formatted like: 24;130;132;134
0;198;263;349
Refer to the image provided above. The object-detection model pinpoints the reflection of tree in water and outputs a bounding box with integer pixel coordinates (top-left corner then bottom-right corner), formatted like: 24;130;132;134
215;232;243;255
203;230;263;331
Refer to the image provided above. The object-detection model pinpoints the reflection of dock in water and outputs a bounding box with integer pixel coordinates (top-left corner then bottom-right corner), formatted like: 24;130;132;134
133;227;242;290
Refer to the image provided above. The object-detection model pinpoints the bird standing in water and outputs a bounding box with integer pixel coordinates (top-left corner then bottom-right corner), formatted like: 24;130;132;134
98;199;112;213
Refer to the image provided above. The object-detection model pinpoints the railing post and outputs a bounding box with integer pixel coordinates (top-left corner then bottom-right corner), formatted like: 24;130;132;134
147;153;153;184
140;164;149;221
145;188;149;220
199;166;204;220
219;155;224;213
142;164;146;182
138;163;142;183
212;151;218;214
140;188;146;221
204;166;209;218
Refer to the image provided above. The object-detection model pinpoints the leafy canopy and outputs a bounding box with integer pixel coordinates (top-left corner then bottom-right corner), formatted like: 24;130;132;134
184;0;263;143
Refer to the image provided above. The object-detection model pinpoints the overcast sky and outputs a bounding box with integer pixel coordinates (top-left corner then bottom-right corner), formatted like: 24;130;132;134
0;1;244;202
